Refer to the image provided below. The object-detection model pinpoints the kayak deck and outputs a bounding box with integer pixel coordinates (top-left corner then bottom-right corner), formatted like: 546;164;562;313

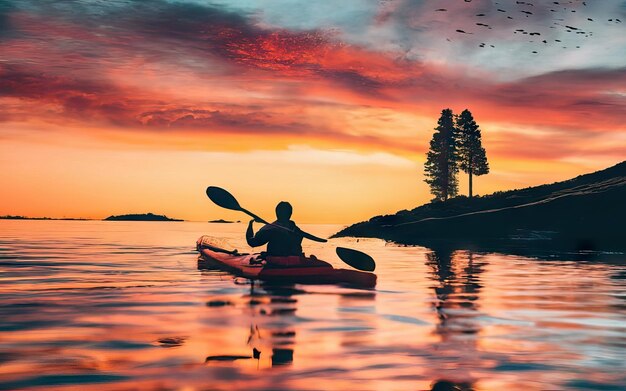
196;236;376;288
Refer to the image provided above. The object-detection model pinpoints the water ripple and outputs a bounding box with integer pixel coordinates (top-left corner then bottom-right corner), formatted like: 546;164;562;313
0;220;624;390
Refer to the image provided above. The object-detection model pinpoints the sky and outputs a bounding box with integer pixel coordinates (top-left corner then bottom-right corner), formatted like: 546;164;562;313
0;0;625;224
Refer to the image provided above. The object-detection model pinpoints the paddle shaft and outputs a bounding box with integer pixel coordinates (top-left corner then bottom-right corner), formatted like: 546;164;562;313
241;207;327;243
239;207;269;225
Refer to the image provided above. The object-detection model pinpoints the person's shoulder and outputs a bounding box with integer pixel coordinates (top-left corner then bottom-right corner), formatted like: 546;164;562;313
289;221;303;232
282;220;297;228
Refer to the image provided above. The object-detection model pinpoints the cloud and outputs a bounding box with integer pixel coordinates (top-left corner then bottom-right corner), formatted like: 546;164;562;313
0;0;624;163
0;64;297;132
0;0;14;36
137;108;309;134
0;64;139;126
2;0;420;92
372;0;626;78
482;67;626;130
0;63;422;154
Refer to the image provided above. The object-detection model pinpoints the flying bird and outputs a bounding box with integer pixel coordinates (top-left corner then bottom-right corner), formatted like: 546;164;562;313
431;0;601;56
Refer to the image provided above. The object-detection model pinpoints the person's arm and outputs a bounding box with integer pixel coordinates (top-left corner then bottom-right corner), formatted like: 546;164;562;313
246;220;270;247
292;222;305;238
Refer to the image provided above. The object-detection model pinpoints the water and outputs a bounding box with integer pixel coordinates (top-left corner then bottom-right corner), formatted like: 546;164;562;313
0;220;624;390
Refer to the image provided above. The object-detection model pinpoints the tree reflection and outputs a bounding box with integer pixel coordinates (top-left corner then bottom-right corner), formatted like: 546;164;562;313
425;246;487;390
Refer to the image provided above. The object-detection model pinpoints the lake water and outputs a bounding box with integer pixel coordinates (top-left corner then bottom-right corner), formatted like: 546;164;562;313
0;220;624;390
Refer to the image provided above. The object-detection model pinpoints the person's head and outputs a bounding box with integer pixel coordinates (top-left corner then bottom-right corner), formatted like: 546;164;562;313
275;201;292;222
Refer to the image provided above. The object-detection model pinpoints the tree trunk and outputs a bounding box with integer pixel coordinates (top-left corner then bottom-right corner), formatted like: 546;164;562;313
468;155;473;198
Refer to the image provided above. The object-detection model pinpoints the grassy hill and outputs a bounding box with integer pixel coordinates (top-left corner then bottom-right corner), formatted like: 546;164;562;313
334;161;626;251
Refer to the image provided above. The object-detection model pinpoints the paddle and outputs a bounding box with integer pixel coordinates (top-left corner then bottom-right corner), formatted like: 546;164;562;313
336;247;376;272
206;186;327;243
206;186;376;272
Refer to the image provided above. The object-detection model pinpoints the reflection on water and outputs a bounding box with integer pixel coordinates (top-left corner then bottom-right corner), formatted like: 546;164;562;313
427;247;484;390
0;220;625;390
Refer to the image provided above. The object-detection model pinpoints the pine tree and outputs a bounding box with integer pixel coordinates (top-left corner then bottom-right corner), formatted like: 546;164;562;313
424;109;459;201
456;109;489;198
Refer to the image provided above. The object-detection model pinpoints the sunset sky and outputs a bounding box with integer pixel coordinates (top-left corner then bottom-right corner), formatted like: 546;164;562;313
1;0;625;223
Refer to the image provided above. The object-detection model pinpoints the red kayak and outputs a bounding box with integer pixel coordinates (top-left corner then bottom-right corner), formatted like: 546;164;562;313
196;235;376;288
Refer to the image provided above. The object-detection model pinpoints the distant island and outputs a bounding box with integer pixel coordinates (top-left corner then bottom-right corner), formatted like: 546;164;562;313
0;215;90;221
208;219;240;223
104;213;183;222
334;161;626;251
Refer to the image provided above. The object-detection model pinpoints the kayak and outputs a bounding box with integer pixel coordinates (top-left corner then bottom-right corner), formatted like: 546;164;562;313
196;235;376;288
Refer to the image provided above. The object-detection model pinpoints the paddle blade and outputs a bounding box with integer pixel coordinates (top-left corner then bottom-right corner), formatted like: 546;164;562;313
206;186;242;211
336;247;376;272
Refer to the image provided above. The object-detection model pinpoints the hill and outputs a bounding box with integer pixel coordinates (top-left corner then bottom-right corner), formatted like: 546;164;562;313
104;213;183;222
334;161;626;251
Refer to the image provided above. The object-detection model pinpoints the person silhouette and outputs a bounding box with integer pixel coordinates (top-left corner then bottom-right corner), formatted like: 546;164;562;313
246;201;304;258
